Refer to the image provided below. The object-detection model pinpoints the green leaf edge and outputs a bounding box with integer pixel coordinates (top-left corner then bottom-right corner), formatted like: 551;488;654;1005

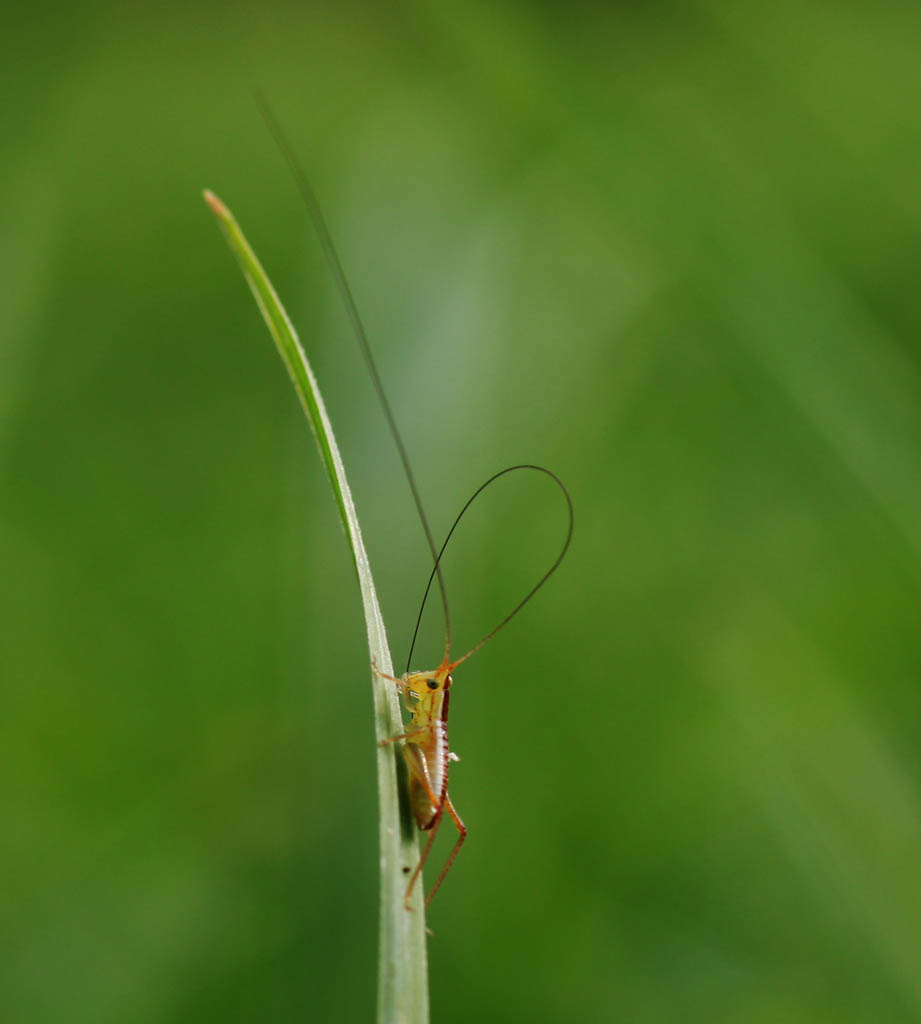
204;190;429;1024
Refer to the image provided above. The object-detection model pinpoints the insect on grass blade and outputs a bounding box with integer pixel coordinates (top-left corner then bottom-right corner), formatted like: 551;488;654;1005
254;95;574;913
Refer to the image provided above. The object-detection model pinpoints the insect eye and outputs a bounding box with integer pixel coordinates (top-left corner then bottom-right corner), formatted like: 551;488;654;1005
427;679;439;690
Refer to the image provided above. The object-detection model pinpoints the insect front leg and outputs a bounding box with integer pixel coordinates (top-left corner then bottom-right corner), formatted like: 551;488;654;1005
370;658;402;686
370;658;417;714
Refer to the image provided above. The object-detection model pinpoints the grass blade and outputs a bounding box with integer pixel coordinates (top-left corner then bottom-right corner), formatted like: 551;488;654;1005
204;190;429;1024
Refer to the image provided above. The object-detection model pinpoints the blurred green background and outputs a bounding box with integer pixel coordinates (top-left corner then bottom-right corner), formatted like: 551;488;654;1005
4;2;921;1021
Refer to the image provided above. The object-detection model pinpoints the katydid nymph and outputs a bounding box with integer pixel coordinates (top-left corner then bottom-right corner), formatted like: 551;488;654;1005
257;99;574;912
373;462;572;910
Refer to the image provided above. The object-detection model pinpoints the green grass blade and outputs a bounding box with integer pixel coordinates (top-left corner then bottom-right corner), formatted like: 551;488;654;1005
204;190;429;1024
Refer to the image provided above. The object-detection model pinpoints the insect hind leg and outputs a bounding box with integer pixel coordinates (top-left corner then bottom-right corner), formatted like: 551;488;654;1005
424;794;466;908
404;811;444;912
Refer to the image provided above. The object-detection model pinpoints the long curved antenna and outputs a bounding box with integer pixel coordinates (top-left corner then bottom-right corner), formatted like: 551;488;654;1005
405;464;573;672
254;92;452;661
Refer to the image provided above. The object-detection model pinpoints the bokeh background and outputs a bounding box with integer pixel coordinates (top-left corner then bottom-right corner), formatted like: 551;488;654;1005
5;2;921;1021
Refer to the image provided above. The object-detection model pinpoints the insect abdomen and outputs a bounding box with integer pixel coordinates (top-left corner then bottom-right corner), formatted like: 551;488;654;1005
403;726;448;829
